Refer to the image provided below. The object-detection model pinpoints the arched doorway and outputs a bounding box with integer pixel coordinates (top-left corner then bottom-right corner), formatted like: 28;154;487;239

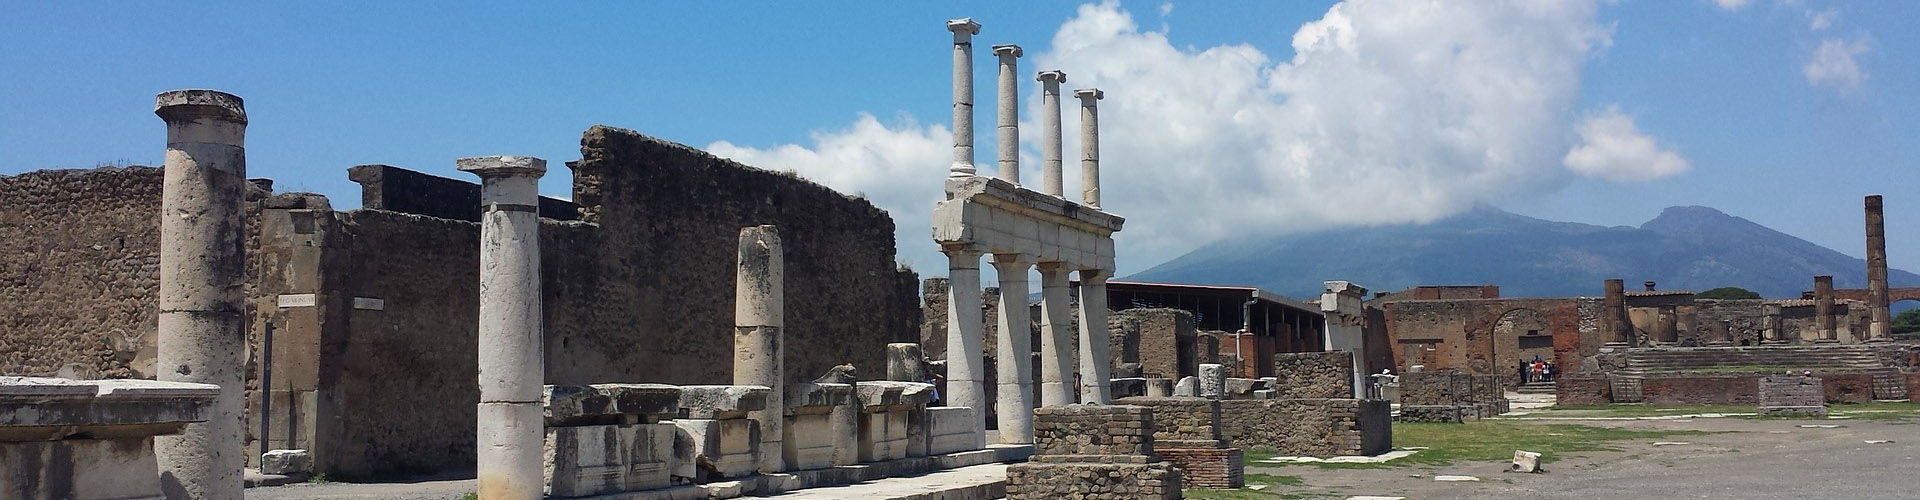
1492;308;1553;385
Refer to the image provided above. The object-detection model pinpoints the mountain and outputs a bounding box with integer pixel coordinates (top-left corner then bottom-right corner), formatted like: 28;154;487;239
1126;205;1920;299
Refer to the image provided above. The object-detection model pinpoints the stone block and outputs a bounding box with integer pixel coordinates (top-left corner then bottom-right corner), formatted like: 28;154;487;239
677;385;770;419
1110;377;1146;398
673;418;760;482
547;422;676;496
856;381;935;410
260;449;311;475
1511;450;1541;473
1115;363;1144;379
1199;364;1226;399
925;406;981;455
858;408;914;462
783;382;857;471
1005;462;1182;500
1174;376;1198;397
1145;378;1173;397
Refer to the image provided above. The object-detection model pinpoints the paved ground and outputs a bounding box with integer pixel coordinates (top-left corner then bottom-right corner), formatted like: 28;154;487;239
244;464;1013;500
1248;417;1920;500
245;476;473;500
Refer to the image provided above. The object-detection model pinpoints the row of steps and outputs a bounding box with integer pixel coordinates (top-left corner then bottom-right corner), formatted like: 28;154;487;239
1515;382;1556;395
1621;345;1883;373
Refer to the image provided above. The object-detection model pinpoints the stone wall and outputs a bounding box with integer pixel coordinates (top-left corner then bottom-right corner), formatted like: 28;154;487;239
1380;297;1594;382
1218;399;1390;457
1154;447;1242;489
1555;375;1611;406
1114;396;1220;443
1121;308;1195;379
1270;351;1354;399
1691;299;1767;346
347;164;578;222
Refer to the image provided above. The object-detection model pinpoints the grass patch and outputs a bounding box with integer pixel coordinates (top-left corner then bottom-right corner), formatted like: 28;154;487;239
1394;422;1703;466
1535;401;1920;421
1182;473;1313;499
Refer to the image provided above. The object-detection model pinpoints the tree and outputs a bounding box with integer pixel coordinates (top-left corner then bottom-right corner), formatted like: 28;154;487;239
1696;286;1761;299
1894;308;1920;335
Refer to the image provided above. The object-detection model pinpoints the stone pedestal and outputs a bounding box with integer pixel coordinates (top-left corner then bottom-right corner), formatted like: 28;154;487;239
1;377;219;500
924;406;980;456
785;382;857;471
1005;405;1181;500
673;386;770;482
543;384;682;496
854;381;935;463
1198;364;1226;399
1759;375;1828;417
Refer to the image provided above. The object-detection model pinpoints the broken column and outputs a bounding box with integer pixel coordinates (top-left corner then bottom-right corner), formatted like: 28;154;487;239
1321;281;1371;397
1038;262;1076;406
1603;278;1631;347
948;18;981;178
153;89;248;500
1075;88;1104;208
734;225;785;472
943;246;987;446
1815;275;1838;343
993;254;1036;443
1763;303;1787;344
1037;70;1067;198
1078;269;1113;404
460;155;547;499
1866;195;1892;342
994;44;1023;185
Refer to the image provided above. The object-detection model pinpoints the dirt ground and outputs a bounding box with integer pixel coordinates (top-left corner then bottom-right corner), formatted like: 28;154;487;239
1247;417;1920;500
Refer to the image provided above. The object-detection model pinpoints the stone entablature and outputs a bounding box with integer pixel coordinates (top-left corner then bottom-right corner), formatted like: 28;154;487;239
1;377;219;500
932;175;1122;271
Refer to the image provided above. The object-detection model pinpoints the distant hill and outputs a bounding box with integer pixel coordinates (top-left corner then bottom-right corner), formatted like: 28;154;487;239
1126;205;1920;299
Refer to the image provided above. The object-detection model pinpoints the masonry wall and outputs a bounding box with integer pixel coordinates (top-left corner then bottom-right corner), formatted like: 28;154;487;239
1122;308;1195;379
1218;399;1390;457
1270;351;1353;399
1381;297;1596;382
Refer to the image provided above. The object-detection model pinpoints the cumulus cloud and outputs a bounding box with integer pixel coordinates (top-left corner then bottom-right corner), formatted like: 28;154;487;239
1562;106;1691;182
1712;0;1752;12
712;1;1645;273
1808;9;1837;31
1804;37;1870;91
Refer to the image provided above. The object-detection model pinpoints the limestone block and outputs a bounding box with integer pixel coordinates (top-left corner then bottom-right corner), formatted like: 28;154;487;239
858;408;914;462
1199;364;1226;399
1174;377;1198;397
2;438;169;500
546;423;676;496
1145;378;1173;397
1223;378;1264;399
925;406;982;455
0;377;217;440
856;381;935;410
783;410;837;471
1115;363;1144;379
886;344;926;382
1111;377;1147;398
677;385;770;419
673;418;760;482
1511;450;1542;473
260;449;311;475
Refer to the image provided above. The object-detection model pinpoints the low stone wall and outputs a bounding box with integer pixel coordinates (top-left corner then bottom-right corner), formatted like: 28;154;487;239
1219;399;1390;457
1156;447;1243;489
1005;462;1181;499
1555;375;1611;406
1270;351;1353;399
1626;371;1881;405
1007;405;1182;500
1115;396;1220;442
1398;372;1458;405
1758;375;1826;417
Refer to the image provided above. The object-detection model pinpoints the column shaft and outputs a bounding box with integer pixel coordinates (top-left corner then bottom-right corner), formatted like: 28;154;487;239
1866;195;1891;341
1077;271;1113;404
994;45;1022;185
1603;279;1630;346
944;249;987;447
1815;275;1837;342
461;156;547;500
1076;89;1104;208
1037;71;1066;197
948;19;981;177
734;225;784;472
991;256;1034;443
154;89;248;500
1037;263;1075;406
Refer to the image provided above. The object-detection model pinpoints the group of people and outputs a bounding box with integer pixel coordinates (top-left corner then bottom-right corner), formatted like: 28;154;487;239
1521;356;1556;383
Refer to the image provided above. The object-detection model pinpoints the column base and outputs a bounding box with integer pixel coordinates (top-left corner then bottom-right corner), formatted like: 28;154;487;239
1813;339;1840;344
1761;340;1790;345
1865;337;1893;343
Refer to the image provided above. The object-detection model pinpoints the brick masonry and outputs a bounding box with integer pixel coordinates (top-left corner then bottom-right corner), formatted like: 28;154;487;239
1007;405;1183;500
1271;351;1353;399
1156;447;1243;489
1220;399;1391;457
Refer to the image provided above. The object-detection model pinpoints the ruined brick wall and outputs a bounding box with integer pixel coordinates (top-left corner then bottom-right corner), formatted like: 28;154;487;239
1271;351;1354;399
1691;299;1767;346
1556;374;1612;405
1154;447;1242;489
1030;405;1157;457
347;164;578;222
1114;396;1220;443
1382;298;1589;381
1218;399;1390;457
1638;374;1759;405
1121;308;1195;379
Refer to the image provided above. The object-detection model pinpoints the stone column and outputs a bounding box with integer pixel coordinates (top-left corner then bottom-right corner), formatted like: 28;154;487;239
460;155;547;500
1321;281;1370;397
1077;269;1113;404
993;44;1023;185
992;254;1035;443
1075;88;1105;208
948;18;981;178
1036;70;1067;198
1814;275;1838;343
1037;262;1075;406
1603;279;1631;347
943;247;987;447
734;225;785;472
1763;303;1787;344
1657;307;1678;345
153;89;248;500
1866;195;1892;342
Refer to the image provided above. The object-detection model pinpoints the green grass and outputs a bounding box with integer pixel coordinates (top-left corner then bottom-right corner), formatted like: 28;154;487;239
459;493;478;500
1390;422;1704;466
1183;473;1319;500
1535;401;1920;421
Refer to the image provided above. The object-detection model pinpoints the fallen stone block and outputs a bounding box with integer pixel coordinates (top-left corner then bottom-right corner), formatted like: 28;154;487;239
1510;450;1541;473
260;449;311;475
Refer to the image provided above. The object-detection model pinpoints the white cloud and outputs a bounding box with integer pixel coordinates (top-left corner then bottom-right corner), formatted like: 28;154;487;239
1804;37;1870;91
1158;2;1173;17
1562;106;1691;182
1808;9;1837;31
712;0;1637;274
1712;0;1752;12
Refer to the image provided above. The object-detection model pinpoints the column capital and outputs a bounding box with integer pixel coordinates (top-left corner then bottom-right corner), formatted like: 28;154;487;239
947;18;981;40
1074;88;1105;103
155;89;247;124
458;155;548;179
992;44;1023;58
1035;261;1070;273
992;253;1036;268
1036;70;1067;85
941;244;986;261
1078;268;1110;283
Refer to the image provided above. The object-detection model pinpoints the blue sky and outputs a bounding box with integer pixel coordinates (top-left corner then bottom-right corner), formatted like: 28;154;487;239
3;1;1914;283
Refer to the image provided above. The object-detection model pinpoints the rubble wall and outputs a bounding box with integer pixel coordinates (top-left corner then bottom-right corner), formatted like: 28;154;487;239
1218;399;1390;457
1270;351;1354;399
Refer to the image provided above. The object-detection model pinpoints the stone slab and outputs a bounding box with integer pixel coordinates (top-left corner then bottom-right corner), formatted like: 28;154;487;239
678;385;771;419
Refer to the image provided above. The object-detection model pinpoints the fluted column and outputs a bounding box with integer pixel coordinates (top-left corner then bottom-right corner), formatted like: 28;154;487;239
1602;279;1631;347
944;247;987;446
1036;70;1067;198
461;155;547;500
154;89;248;500
948;18;981;177
1037;262;1075;406
993;44;1023;185
1075;88;1105;208
991;254;1035;443
1866;195;1892;342
1815;275;1838;343
734;225;785;472
1077;269;1113;404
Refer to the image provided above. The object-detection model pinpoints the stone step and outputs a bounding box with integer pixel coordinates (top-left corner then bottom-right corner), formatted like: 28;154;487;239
759;463;1009;500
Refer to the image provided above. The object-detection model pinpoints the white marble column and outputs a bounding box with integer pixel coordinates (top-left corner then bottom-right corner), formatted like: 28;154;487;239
460;155;547;500
991;254;1035;443
1036;70;1067;198
154;89;248;500
1077;269;1113;404
734;225;785;472
1321;281;1370;398
943;247;987;447
948;18;981;177
1075;88;1105;208
1037;262;1076;406
993;44;1023;185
